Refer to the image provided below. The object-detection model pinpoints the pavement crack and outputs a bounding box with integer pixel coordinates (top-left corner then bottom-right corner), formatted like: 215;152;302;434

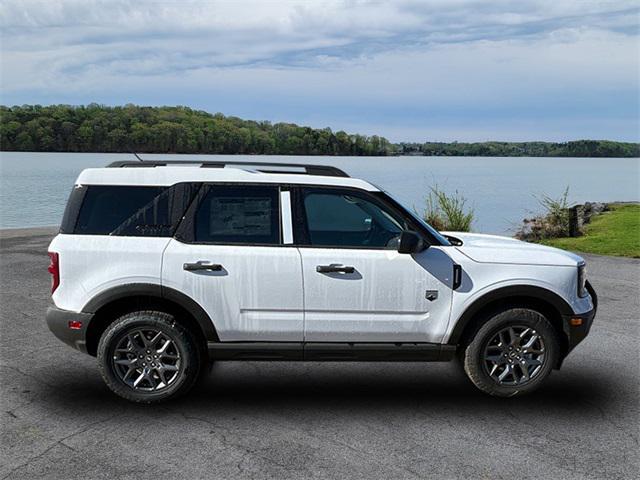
580;398;640;446
1;416;115;479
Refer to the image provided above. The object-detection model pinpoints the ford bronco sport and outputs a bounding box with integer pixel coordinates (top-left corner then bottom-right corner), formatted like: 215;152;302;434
46;160;596;403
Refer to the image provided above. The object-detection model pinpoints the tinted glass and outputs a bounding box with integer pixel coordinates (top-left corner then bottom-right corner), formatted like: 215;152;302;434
375;191;451;246
75;186;167;235
71;183;200;236
60;185;87;234
303;190;403;248
194;185;280;244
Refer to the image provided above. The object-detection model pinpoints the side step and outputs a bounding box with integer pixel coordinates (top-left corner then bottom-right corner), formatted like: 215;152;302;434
207;342;456;362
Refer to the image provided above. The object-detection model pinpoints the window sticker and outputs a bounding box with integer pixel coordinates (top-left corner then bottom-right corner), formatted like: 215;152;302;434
209;197;272;237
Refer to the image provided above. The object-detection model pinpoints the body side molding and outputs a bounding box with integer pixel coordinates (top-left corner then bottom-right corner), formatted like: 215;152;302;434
207;342;456;362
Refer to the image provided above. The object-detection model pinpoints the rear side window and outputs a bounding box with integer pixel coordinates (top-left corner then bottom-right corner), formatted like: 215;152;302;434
193;185;280;245
64;184;200;236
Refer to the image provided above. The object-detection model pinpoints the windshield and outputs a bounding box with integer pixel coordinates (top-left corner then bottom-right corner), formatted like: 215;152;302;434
376;188;452;246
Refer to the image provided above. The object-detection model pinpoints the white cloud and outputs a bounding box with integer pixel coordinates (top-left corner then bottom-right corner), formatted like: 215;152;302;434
0;0;638;141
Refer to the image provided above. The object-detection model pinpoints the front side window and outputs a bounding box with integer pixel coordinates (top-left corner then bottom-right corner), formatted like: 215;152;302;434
194;185;280;244
302;189;404;248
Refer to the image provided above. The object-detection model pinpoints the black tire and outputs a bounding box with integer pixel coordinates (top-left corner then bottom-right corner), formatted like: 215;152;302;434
462;307;560;397
97;310;202;403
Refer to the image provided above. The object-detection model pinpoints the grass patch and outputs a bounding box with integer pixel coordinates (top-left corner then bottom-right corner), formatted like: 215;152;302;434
540;204;640;258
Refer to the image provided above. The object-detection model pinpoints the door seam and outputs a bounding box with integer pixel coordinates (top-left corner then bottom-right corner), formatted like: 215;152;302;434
296;246;306;341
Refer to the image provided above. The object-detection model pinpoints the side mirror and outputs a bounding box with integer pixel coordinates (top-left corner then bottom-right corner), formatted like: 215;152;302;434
398;231;426;254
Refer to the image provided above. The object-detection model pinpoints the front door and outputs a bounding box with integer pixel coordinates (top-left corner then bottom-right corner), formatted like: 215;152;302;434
296;187;454;343
162;184;303;341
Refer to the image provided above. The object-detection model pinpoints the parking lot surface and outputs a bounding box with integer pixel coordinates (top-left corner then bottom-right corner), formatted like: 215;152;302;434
1;227;638;479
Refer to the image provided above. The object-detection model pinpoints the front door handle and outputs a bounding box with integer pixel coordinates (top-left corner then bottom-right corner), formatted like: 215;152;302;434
183;261;223;272
316;264;355;274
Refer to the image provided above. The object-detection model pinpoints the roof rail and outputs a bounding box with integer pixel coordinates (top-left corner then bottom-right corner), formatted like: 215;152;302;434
106;160;350;178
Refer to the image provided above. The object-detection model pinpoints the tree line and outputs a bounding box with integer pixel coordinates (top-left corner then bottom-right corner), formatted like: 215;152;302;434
396;140;639;158
0;104;392;156
1;104;638;157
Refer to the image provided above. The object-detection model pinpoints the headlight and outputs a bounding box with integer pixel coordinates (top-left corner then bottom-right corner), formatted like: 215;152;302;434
578;263;587;298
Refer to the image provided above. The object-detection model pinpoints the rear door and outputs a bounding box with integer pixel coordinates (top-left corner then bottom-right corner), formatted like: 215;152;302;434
162;184;304;341
295;187;454;343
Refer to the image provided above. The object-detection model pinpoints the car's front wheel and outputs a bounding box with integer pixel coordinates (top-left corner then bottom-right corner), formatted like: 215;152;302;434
462;307;560;397
97;310;202;403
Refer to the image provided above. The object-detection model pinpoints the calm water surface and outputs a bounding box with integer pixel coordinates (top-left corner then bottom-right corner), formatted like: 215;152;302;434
1;152;638;234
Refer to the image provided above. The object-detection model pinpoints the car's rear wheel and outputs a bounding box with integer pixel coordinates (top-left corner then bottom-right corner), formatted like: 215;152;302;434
97;311;202;403
462;307;560;397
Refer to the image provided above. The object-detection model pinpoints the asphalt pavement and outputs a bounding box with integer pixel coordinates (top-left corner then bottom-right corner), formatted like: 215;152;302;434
1;227;638;479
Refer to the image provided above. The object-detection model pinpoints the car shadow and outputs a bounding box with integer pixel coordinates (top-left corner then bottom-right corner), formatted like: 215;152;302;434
38;361;616;418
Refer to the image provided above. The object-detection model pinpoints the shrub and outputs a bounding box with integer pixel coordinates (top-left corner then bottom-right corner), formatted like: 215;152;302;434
515;186;571;241
536;186;570;237
421;185;474;232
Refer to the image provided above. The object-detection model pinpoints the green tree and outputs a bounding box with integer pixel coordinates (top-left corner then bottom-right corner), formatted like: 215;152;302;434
0;104;637;157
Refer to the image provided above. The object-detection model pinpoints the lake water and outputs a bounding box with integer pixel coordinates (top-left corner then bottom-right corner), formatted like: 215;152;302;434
1;152;638;234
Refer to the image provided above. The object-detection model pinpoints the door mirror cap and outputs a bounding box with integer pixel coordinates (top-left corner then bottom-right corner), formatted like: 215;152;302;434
398;231;426;254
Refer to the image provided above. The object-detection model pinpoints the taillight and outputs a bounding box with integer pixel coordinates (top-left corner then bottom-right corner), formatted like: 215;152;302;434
47;252;59;294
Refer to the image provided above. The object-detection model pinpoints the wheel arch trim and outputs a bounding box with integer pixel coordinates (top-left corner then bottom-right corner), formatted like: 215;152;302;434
447;284;574;345
82;283;218;342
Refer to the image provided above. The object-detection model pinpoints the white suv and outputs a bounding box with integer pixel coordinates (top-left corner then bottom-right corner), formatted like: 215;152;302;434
46;160;596;403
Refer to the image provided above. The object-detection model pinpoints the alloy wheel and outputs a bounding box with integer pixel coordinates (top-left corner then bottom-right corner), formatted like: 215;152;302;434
483;326;546;386
112;328;182;391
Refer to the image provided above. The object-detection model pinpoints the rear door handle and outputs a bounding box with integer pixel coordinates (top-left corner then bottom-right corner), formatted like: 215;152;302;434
316;264;355;274
183;261;223;272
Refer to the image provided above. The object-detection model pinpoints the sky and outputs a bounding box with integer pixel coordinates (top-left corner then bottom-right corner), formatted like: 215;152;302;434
1;0;639;142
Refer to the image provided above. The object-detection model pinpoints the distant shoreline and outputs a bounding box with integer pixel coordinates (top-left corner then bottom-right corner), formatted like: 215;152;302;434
1;151;639;159
2;105;639;158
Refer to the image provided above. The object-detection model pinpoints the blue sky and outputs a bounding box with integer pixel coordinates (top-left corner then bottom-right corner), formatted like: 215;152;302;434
1;0;638;142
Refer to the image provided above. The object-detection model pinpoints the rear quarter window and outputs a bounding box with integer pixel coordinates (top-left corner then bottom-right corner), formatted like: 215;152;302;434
62;184;200;236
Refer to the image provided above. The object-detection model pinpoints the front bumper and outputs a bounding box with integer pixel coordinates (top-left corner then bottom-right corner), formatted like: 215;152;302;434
46;306;93;354
562;280;597;354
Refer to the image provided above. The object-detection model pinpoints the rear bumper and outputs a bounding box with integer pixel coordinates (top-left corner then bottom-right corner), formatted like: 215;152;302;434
46;306;93;354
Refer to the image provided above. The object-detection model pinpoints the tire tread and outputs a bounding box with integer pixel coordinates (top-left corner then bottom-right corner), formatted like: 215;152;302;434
462;307;559;397
97;310;201;403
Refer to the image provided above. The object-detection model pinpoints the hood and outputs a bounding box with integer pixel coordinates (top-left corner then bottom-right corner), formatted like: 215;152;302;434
441;232;583;267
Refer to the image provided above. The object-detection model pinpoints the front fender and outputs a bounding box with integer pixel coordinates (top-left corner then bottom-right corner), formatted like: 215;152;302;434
446;283;574;345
